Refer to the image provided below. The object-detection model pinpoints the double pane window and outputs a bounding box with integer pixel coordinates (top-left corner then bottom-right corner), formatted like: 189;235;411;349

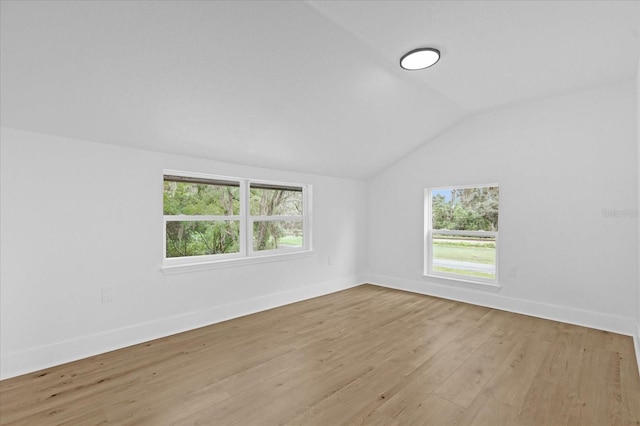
163;171;310;266
250;184;304;252
425;185;499;283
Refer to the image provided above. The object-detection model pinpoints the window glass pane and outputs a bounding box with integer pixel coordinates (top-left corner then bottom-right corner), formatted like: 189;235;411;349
164;181;240;215
249;186;302;216
166;220;240;257
432;233;496;280
432;186;499;231
253;220;303;251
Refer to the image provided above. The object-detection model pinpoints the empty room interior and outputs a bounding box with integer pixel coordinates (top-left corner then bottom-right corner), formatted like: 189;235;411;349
1;1;640;425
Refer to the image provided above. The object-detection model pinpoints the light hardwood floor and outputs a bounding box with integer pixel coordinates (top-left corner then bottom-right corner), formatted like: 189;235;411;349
1;285;639;425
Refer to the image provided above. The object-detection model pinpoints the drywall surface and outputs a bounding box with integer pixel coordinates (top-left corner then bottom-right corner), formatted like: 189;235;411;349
636;49;640;371
366;81;639;334
0;127;367;379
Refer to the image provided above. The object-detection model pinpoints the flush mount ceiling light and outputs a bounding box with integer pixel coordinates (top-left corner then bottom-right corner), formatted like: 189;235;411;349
400;48;440;70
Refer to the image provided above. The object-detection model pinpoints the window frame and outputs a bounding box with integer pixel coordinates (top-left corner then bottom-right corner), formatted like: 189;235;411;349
162;170;312;272
248;180;307;256
424;184;500;288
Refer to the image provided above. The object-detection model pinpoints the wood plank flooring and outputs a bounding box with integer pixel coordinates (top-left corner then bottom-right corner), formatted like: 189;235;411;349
1;284;639;425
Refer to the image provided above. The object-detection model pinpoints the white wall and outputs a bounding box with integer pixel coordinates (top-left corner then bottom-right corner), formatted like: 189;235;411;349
636;41;640;365
0;127;367;379
366;81;639;334
2;81;638;380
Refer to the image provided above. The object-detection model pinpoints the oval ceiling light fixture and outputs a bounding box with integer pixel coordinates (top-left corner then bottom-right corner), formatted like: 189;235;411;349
400;47;440;70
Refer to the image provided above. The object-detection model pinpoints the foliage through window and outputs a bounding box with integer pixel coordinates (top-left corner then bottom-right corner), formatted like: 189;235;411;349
425;185;499;283
250;184;303;251
163;171;310;266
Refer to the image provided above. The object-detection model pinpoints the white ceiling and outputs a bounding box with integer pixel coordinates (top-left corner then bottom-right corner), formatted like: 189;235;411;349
1;0;638;179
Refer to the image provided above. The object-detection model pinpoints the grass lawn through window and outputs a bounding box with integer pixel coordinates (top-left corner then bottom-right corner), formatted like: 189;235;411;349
277;235;303;247
432;237;496;280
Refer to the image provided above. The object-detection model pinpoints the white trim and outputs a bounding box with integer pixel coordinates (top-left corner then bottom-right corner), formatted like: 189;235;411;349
240;179;249;257
4;276;636;381
162;250;314;274
163;251;244;267
422;273;501;292
635;322;640;379
364;273;637;336
0;276;360;380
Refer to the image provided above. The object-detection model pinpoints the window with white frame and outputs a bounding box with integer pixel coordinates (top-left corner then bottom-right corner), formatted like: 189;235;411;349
425;184;499;283
250;182;304;252
163;170;311;267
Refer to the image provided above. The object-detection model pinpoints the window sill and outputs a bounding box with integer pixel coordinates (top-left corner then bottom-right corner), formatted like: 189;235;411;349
423;273;502;292
162;250;314;275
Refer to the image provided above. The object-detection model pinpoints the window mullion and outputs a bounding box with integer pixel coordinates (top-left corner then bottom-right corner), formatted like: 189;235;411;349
240;180;249;257
432;229;496;237
303;186;311;250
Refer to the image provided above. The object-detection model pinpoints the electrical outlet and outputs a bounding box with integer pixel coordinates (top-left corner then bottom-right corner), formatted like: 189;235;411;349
327;256;333;266
101;287;114;303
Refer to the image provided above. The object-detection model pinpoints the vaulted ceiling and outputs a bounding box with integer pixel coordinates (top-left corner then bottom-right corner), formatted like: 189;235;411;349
1;1;638;179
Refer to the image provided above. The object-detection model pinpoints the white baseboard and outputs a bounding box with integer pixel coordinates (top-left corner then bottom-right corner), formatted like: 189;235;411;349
634;322;640;377
3;275;636;381
363;273;637;336
0;276;361;380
